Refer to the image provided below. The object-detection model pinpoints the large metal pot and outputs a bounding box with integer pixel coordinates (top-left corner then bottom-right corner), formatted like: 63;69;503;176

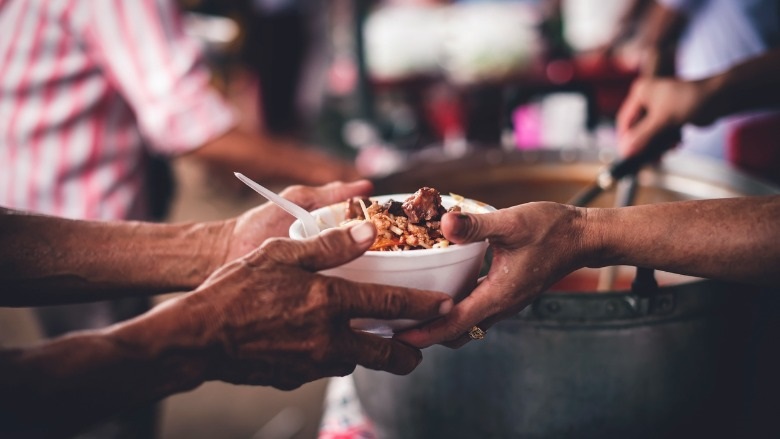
354;148;779;439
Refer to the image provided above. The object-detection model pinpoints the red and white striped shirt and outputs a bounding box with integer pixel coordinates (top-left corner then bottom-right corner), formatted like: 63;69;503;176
0;0;236;220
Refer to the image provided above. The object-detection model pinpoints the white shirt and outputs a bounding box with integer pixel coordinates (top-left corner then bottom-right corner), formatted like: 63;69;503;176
656;0;780;160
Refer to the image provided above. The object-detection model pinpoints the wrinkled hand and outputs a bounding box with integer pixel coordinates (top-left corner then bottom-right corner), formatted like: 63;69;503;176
174;221;452;390
224;180;373;262
617;77;717;157
396;203;588;349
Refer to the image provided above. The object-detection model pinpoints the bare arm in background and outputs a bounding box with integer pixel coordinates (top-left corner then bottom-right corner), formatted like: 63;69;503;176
398;196;780;348
188;128;360;187
81;0;359;188
632;1;686;76
618;47;780;156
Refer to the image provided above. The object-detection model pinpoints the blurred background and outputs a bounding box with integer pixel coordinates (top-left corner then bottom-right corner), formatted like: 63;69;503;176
2;0;778;437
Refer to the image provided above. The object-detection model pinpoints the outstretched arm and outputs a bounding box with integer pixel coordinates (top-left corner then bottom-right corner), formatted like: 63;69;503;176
587;196;780;280
0;207;225;305
397;195;780;348
0;180;373;306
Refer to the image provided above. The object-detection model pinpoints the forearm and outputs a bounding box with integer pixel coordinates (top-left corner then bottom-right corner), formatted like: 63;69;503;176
585;196;780;285
0;208;231;306
0;298;210;437
188;129;357;186
636;2;686;76
701;48;780;120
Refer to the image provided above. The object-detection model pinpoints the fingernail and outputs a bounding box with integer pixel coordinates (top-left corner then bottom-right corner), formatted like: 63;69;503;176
449;214;470;239
439;300;453;315
349;221;374;244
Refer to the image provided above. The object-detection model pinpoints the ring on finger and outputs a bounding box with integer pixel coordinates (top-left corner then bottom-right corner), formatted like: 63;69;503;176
467;325;487;340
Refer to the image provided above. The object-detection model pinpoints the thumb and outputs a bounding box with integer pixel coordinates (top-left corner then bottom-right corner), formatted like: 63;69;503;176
250;221;376;272
442;211;515;246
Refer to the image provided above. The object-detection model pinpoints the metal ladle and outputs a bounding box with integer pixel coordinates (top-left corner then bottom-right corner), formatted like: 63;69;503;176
567;130;678;293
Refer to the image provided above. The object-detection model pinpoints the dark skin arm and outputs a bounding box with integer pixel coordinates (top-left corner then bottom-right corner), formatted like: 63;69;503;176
0;209;226;305
0;180;373;306
397;196;780;348
0;223;452;438
186;128;360;187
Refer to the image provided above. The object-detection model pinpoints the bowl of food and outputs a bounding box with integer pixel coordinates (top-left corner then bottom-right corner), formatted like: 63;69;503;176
289;187;495;336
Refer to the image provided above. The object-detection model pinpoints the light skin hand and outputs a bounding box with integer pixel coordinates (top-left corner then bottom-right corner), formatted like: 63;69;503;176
617;47;780;158
396;203;588;349
616;77;717;157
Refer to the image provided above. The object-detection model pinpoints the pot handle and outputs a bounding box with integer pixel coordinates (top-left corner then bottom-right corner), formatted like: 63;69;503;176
632;266;658;296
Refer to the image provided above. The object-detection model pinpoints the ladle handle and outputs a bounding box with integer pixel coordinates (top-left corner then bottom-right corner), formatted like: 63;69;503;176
568;129;680;207
597;175;639;291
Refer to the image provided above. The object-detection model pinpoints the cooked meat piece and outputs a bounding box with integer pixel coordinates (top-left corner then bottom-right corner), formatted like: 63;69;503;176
382;200;405;216
402;187;443;224
339;187;459;251
345;197;372;220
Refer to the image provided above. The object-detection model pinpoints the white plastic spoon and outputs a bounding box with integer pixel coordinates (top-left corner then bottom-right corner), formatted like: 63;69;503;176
234;172;320;238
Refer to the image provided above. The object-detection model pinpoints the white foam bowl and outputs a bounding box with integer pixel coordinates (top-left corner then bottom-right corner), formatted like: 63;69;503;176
289;194;495;336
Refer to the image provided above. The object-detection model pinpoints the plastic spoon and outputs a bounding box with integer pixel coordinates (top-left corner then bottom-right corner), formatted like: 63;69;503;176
234;172;320;237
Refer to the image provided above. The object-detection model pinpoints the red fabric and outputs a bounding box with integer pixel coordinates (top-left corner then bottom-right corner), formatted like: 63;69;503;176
727;114;780;186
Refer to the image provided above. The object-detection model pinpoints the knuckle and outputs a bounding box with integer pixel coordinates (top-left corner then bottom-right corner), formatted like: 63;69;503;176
259;237;309;266
280;184;307;199
381;290;408;316
304;278;336;318
258;237;289;255
372;342;394;368
281;185;315;208
315;230;346;256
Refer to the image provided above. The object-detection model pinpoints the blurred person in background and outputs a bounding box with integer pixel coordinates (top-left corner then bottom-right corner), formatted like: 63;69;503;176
0;0;358;436
240;0;322;136
184;0;327;137
616;0;780;180
0;180;453;438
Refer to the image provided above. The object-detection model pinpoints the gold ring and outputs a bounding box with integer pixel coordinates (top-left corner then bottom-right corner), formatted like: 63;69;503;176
467;326;486;340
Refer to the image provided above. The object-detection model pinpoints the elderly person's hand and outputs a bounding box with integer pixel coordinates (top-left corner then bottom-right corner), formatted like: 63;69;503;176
396;203;587;348
616;76;718;157
118;221;453;390
2;219;452;435
223;179;373;262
